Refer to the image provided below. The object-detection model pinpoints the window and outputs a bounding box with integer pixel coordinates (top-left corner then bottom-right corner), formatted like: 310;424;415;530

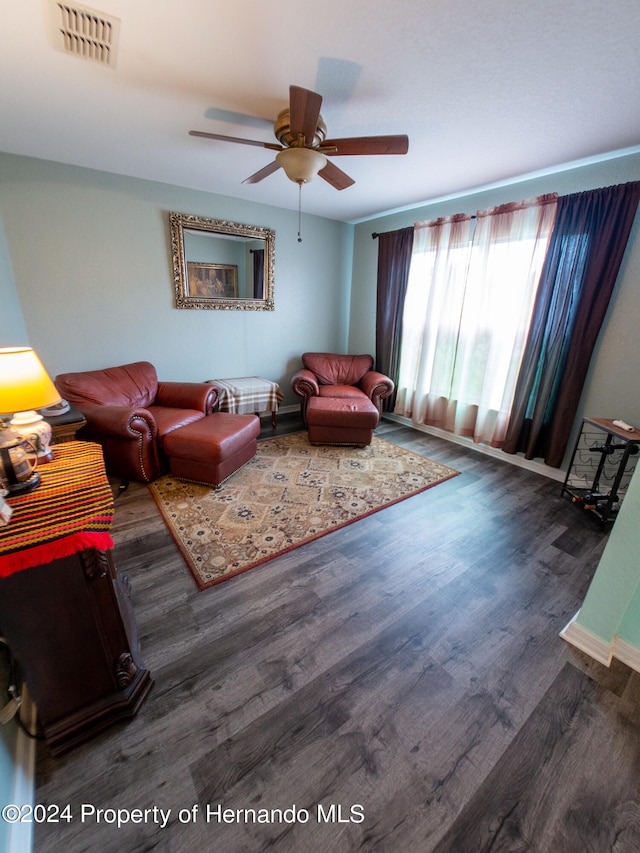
395;197;557;447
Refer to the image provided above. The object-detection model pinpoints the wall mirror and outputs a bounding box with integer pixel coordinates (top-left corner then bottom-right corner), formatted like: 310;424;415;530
170;212;275;310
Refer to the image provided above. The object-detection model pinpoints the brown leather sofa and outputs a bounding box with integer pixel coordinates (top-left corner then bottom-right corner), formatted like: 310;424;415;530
55;361;219;482
291;352;394;426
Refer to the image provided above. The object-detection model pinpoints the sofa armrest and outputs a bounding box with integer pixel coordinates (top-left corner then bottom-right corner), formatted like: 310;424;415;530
156;381;218;415
291;368;320;399
77;403;157;441
360;371;395;409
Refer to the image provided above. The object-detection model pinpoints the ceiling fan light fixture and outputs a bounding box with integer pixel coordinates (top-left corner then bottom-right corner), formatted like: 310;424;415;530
276;148;327;185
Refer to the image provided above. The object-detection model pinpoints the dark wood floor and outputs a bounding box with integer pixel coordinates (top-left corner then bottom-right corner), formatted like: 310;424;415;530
33;415;640;853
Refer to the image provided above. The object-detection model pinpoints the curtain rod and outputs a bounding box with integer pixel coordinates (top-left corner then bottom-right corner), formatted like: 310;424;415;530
372;216;478;239
372;189;575;237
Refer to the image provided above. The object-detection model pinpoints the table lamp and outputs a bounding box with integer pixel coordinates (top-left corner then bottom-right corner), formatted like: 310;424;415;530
0;347;61;494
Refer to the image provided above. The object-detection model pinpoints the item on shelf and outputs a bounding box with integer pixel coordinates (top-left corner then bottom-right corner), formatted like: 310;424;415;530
0;437;39;495
613;418;636;432
0;492;12;526
10;410;53;461
39;398;71;417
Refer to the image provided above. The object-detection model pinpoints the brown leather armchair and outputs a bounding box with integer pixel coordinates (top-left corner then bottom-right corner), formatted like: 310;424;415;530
291;352;394;425
55;361;218;482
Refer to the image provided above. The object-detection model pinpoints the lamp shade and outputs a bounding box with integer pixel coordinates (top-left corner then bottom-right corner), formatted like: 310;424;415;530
0;347;61;416
276;147;327;184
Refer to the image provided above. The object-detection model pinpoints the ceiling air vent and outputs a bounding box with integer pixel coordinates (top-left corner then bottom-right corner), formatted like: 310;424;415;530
53;2;120;67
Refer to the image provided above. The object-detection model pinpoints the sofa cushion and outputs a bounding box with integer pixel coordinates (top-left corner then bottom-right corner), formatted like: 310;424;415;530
318;385;368;400
163;413;261;486
306;397;379;446
147;406;205;438
56;361;159;408
163;413;260;464
307;396;379;427
301;353;374;387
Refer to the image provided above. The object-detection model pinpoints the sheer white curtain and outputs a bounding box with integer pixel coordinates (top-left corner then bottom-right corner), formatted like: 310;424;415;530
395;196;558;447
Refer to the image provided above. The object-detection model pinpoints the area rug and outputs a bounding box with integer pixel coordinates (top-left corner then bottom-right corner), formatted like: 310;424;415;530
149;432;459;590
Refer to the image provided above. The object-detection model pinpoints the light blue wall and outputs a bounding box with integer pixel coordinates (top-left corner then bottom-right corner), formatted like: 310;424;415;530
0;154;354;407
0;648;34;853
0;653;16;853
575;464;640;646
0;209;28;346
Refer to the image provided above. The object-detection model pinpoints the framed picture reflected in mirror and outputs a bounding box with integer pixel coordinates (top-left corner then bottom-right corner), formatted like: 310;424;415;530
187;262;238;299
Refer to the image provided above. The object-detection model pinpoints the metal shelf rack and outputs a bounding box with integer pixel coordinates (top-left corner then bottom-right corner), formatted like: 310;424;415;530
561;417;640;527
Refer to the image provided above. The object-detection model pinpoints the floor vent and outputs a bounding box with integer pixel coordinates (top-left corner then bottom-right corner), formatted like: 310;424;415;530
53;2;120;67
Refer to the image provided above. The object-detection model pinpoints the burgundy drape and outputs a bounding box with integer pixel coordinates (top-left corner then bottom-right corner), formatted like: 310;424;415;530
503;181;640;467
375;227;414;411
252;249;265;299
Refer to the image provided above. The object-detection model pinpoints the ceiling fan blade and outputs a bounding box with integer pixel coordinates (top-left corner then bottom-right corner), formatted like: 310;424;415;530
289;85;323;144
322;135;409;156
189;130;282;151
318;160;355;191
242;160;282;185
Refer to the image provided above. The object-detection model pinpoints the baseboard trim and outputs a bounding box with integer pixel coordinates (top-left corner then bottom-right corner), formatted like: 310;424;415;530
560;612;613;666
612;638;640;673
560;612;640;674
273;404;298;416
382;414;565;482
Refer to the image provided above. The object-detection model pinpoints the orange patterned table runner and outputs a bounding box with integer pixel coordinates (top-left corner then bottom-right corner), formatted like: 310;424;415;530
0;441;114;576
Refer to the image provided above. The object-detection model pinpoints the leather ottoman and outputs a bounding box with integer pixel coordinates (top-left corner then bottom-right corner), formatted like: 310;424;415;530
163;413;260;487
306;397;380;446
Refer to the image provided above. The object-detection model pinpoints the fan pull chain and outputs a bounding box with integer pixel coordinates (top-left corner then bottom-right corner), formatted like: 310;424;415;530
297;181;303;242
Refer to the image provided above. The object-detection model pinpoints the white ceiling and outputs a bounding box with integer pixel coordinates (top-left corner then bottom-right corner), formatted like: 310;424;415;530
1;0;639;223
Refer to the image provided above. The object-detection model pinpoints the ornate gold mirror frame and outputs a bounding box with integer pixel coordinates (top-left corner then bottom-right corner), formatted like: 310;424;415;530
170;212;275;311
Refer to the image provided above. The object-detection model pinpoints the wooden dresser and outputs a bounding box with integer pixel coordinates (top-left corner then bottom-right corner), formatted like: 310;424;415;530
0;441;152;755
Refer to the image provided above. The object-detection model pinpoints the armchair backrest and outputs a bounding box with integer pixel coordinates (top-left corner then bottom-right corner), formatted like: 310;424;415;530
55;361;159;408
301;353;374;387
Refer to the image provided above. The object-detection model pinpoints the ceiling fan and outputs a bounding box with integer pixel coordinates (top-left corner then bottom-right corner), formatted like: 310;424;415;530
189;85;409;191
